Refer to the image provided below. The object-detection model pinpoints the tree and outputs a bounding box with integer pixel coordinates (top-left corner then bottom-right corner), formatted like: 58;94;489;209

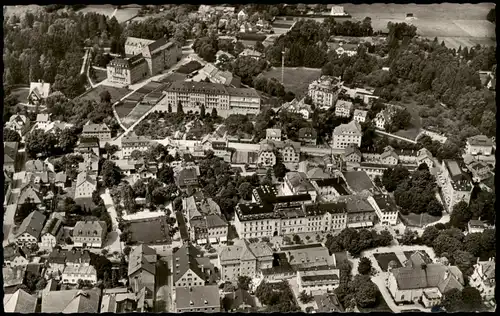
58;128;79;153
293;234;302;244
421;225;440;246
350;274;378;308
35;277;48;291
101;160;122;188
450;201;472;230
486;7;495;23
441;288;464;312
65;236;73;244
255;41;265;53
238;182;253;200
453;250;476;277
400;229;418;245
463;233;482;257
168;103;172;113
99;90;112;103
299;290;314;304
461;287;484;311
272;162;288;180
433;234;463;257
177;100;184;114
237;275;252;291
3;128;21;142
211;107;218;118
357;257;372;275
104;143;119;157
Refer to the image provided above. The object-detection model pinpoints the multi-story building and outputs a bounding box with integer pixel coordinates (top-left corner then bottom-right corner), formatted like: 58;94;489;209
81;123;111;141
297;269;341;294
62;265;97;285
266;128;282;142
417;148;434;169
158;81;260;118
332;120;362;149
469;258;495;303
121;133;152;159
368;194;399;226
15;211;46;247
374;109;392;130
175;285;221;313
466;135;493;156
3;245;29;268
282;98;313;120
172;243;211;288
440;160;473;211
308;76;342;108
218;239;273;282
5;114;29;135
205;214;228;244
338;195;377;228
257;141;277;167
106;55;149;86
298;127;317;146
343;143;362;163
40;218;64;250
467;219;490;234
283;172;317;199
312;176;350;199
72;221;107;248
4;142;18;173
335;100;353;118
74;171;97;206
353;109;368;123
128;245;157;295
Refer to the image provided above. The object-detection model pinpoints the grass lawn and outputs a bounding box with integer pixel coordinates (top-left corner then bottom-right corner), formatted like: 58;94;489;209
161;72;188;83
10;87;29;104
373;252;402;272
401;212;441;228
126;216;171;244
261;67;321;98
93;69;107;84
76;85;130;103
393;99;422;141
121;103;154;127
115;100;137;118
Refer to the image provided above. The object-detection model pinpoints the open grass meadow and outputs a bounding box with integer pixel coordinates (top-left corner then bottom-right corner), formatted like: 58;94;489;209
10;87;29;104
93;69;108;84
115;100;137;118
261;67;322;98
121;103;154;128
77;5;139;23
75;85;130;103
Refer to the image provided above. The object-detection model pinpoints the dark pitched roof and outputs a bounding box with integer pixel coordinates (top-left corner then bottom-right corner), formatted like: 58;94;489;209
342;171;374;193
16;211;46;239
172;243;206;283
298;127;317;139
128;244;157;276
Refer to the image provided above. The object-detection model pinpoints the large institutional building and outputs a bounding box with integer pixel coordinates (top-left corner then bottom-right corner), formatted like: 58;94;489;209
308;76;343;108
107;37;182;86
157;81;261;118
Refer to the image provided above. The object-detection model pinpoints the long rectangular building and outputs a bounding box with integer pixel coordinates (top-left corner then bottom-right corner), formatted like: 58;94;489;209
157;81;261;118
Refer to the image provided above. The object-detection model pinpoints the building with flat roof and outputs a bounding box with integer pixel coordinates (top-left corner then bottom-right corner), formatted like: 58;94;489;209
441;160;473;211
368;194;399;226
308;76;342;108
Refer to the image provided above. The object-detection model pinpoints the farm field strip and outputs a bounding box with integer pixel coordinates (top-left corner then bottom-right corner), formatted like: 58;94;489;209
261;67;321;98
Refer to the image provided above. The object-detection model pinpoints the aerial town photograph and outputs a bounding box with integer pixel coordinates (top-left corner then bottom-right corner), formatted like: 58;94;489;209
1;3;496;313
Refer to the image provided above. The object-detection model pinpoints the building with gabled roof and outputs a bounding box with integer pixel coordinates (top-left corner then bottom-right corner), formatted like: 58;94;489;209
335;99;353;117
62;265;98;285
353;109;368;123
3;244;29;268
313;293;344;312
466;135;493;156
3;288;37;313
41;288;101;313
4;142;18;173
82;123;111;141
100;288;138;313
308;75;342;108
374;109;392;130
282;98;313;120
388;252;464;308
298;127;317;146
283;171;317;199
15;210;46;246
332;120;362;149
6;114;29;135
172;243;210;288
441;160;473;211
128;244;157;304
28;81;51;105
343;143;362;163
175;285;221;312
469;258;495;303
40;217;64;250
73;220;107;248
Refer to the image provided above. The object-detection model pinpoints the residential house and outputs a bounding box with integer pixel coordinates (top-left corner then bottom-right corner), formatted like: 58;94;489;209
469;258;495;303
337;195;377;228
257;141;277;167
175;285;221;312
62;265;98;285
465;160;492;182
237;9;248;21
46;248;68;279
175;166;200;189
82;123;111;141
353;109;368;123
283;172;317;199
101;288;139;313
282;98;313;119
40;217;64;250
380;146;399;165
467;219;490;234
297;269;340;294
374;109;392;130
3;245;29;267
313;293;344;312
440;160;473;211
387;252;464;307
78;153;100;173
335;99;353;117
3;289;37;313
308;76;342;108
306;167;333;181
417;148;434;169
277;140;301;164
266;128;282;141
72;220;107;248
196;63;241;88
74;171;97;208
218;240;273;282
128;244;157;303
55;171;69;189
6;114;29;135
280;243;336;271
343;143;362;163
27;81;51;105
121;133;153;159
205;214;228;244
15;210;46;247
298;127;317;146
239;48;263;59
223;289;256;312
466;135;493;156
369;194;399;226
35;113;51;130
329;42;358;57
4;142;18;173
332;120;362;149
41;289;101;313
76;137;100;156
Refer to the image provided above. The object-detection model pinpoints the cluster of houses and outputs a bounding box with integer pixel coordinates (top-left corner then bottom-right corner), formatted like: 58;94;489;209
197;5;273;35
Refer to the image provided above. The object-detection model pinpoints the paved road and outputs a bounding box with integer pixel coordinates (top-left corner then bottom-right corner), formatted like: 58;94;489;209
228;141;344;156
101;190;122;254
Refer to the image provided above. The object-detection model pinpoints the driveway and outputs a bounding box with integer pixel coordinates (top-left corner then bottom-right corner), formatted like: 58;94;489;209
100;190;123;254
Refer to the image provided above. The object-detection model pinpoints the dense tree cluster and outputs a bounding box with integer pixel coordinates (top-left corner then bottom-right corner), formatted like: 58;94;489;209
393;167;443;216
325;228;393;256
25;128;80;159
255;281;300;312
486;7;495;24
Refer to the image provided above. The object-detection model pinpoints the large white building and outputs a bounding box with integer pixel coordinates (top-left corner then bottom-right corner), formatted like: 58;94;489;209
466;135;493;156
335;100;353;118
469;258;495;304
440;160;473;212
308;76;342;108
121;133;153;159
332;120;362;149
158;81;261;118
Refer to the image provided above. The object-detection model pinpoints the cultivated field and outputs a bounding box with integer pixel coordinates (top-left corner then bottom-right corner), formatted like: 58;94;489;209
115;100;137;118
261;67;322;98
77;5;139;23
10;87;29;104
93;69;108;84
121;103;154;128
